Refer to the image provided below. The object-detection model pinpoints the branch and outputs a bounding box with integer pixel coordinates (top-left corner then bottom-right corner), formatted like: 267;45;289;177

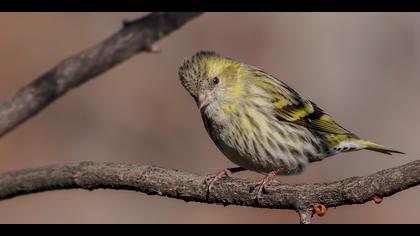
0;12;203;138
0;160;418;223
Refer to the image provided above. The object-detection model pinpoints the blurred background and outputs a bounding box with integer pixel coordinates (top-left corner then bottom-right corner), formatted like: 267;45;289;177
0;12;419;223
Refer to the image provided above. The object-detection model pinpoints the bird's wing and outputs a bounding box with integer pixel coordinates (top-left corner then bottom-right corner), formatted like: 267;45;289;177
251;69;352;135
285;102;353;135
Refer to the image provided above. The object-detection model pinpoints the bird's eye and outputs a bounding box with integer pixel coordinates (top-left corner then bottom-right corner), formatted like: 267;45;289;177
212;77;220;85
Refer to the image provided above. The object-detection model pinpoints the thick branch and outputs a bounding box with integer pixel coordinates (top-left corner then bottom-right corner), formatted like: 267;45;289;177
0;12;202;138
0;160;418;222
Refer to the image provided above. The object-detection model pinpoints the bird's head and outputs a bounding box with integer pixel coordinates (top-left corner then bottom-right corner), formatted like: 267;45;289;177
179;51;245;115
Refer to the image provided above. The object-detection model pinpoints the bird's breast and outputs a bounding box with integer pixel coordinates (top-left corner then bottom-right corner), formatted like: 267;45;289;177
201;104;319;174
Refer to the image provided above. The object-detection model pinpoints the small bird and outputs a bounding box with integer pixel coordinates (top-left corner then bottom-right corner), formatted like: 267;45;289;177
178;51;403;203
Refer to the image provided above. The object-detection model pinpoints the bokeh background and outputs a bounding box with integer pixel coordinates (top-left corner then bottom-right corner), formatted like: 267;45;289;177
0;12;419;224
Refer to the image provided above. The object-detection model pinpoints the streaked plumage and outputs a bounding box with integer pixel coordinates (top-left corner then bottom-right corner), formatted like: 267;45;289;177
179;51;403;200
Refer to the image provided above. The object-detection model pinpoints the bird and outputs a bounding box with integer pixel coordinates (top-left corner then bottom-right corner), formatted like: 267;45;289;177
178;51;404;203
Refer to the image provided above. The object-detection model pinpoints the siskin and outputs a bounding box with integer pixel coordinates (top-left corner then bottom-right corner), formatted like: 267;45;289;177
178;51;403;203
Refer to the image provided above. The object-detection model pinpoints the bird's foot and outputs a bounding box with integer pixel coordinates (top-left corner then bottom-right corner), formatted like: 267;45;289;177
252;171;278;205
205;169;233;194
204;167;246;196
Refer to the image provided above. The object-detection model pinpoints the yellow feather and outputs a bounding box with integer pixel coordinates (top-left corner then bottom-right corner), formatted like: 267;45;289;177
223;104;237;113
273;99;287;108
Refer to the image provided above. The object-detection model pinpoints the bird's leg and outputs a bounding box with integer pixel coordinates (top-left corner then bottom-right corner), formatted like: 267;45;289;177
252;170;279;205
205;167;246;194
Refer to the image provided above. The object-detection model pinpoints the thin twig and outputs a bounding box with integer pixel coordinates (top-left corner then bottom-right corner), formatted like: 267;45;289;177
298;209;313;224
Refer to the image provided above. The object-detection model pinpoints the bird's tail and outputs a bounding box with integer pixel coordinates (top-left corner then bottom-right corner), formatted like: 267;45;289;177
354;139;405;155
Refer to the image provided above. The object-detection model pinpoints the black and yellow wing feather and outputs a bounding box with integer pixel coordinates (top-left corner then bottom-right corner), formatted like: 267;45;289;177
250;68;354;136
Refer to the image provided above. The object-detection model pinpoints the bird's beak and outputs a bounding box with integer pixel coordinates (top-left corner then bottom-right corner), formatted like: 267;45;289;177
198;91;211;110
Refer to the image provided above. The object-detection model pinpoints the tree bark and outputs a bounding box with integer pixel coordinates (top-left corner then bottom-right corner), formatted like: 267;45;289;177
0;160;418;223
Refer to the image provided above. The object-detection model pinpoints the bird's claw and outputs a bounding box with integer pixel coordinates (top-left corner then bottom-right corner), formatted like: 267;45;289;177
253;180;268;205
204;169;232;195
251;171;278;205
